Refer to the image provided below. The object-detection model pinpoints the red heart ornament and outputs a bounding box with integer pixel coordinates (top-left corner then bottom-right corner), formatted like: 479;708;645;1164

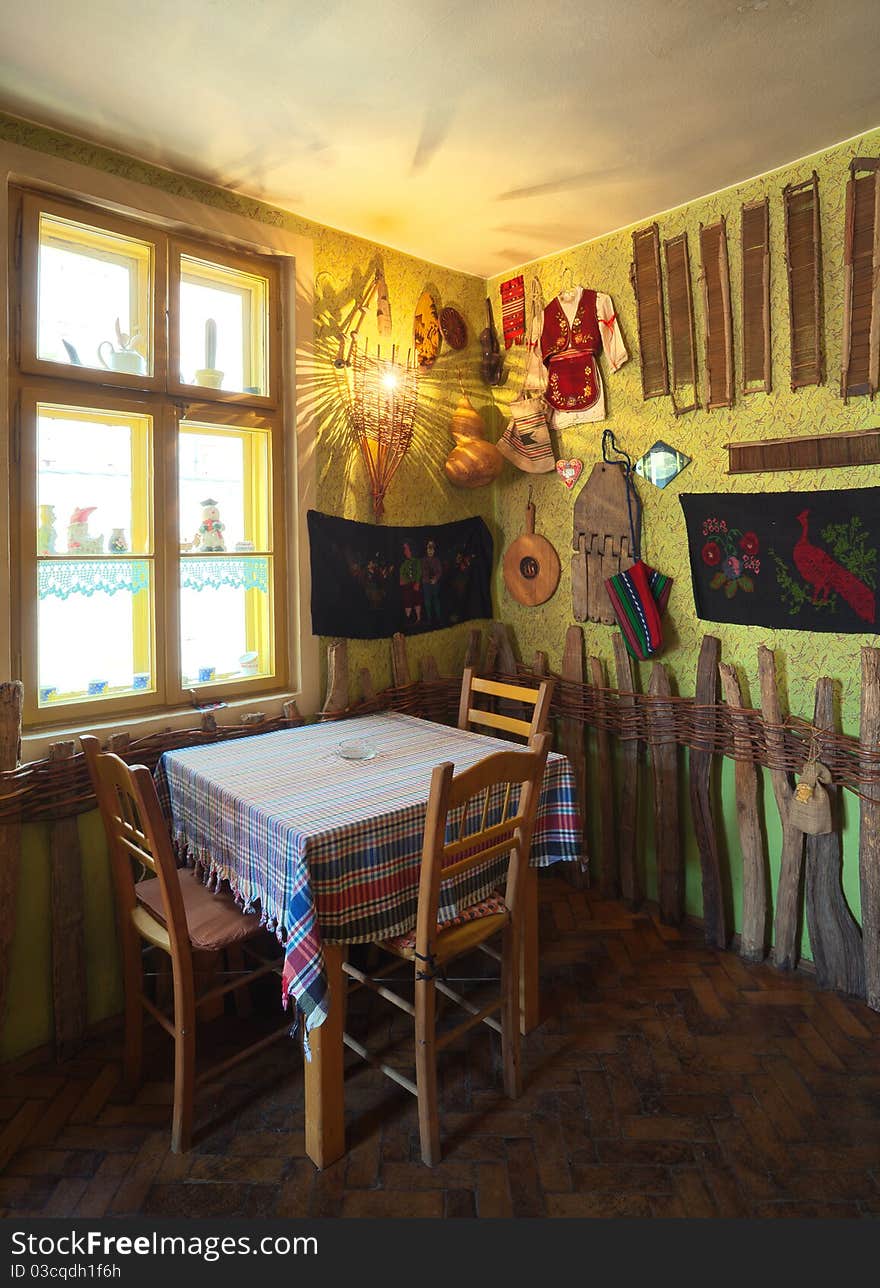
556;458;583;489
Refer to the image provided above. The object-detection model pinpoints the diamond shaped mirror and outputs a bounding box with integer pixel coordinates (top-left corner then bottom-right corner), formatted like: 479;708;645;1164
635;440;691;489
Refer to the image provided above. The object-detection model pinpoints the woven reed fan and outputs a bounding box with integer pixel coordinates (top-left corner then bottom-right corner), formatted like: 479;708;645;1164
347;338;419;519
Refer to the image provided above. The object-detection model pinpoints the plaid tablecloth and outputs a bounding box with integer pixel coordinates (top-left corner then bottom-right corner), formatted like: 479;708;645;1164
155;711;583;1029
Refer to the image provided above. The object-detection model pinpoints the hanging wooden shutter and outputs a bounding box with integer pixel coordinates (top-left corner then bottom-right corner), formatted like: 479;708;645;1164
663;232;699;414
699;217;734;409
630;223;669;399
841;157;880;399
740;198;771;394
783;171;824;389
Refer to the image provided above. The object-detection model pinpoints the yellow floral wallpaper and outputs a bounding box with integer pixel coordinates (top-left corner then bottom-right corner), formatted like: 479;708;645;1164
486;124;880;932
487;124;880;733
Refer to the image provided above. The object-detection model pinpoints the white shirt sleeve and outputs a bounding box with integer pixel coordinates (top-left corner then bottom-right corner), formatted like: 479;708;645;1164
597;293;628;371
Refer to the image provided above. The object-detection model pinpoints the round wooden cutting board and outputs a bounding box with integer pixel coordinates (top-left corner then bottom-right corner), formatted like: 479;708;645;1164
502;500;561;606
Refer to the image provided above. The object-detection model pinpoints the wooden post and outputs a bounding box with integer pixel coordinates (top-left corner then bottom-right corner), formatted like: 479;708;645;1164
488;621;517;676
48;741;87;1059
420;655;439;683
0;682;23;1038
859;647;880;1011
719;663;769;962
649;662;682;925
321;640;349;714
359;668;376;703
391;634;410;688
612;634;641;907
589;655;618;899
561;626;588;887
531;651;548;677
463;628;482;671
758;645;805;970
282;699;304;725
690;635;727;948
805;679;865;997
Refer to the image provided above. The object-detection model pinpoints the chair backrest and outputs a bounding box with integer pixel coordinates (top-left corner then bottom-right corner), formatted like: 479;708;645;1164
415;733;550;960
458;667;554;742
81;735;191;965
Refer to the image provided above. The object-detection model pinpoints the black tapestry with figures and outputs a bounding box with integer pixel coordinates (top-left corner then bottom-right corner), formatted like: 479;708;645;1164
307;511;493;640
680;489;879;633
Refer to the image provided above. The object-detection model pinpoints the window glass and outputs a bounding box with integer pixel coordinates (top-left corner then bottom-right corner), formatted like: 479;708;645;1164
178;255;269;395
37;213;153;376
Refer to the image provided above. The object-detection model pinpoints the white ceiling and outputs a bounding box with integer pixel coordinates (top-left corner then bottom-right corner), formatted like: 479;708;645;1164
1;0;878;277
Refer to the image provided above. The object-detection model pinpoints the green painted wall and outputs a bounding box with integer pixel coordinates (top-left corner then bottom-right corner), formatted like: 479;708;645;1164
485;124;880;942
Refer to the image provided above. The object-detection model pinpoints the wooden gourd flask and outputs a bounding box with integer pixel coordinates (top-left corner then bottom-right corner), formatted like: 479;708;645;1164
444;374;504;489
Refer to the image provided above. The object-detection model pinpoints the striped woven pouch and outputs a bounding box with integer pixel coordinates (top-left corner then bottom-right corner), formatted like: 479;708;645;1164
604;560;673;661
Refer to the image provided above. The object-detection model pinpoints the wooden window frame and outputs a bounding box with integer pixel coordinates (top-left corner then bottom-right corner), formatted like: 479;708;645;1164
10;186;289;730
168;237;281;409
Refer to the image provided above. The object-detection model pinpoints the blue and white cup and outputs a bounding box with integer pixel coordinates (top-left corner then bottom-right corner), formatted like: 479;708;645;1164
132;672;150;691
39;685;57;703
197;666;216;683
88;679;109;696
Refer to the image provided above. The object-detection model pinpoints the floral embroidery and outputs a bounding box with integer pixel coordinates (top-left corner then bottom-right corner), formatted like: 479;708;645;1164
701;517;759;598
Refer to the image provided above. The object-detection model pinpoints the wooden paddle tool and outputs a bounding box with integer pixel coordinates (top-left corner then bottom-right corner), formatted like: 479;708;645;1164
503;492;560;606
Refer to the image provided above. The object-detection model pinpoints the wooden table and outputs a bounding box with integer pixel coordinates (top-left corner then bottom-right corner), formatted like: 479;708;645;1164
157;711;582;1167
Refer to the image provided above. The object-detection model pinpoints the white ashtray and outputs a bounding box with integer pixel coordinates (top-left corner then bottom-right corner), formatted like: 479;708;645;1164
336;738;377;762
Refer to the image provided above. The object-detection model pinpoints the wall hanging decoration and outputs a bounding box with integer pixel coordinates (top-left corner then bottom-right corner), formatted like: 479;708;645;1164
497;278;555;474
413;291;442;369
499;275;526;348
439;305;468;350
741;197;771;394
630;224;669;399
571;443;640;625
444;379;504;489
790;752;834;836
502;491;560;607
663;232;699;414
783;171;824;388
556;458;583;489
841;156;880;400
726;427;880;475
635;440;691;489
346;340;419;519
680;487;879;633
306;511;492;639
479;297;505;385
332;272;390;368
523;279;627;430
699;216;734;409
599;431;672;661
193;498;226;552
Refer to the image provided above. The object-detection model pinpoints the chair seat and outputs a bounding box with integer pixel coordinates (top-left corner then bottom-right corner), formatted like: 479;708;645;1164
380;892;509;958
135;868;262;953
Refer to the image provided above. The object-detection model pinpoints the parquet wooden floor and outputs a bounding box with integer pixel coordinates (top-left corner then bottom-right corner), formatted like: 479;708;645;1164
1;875;879;1219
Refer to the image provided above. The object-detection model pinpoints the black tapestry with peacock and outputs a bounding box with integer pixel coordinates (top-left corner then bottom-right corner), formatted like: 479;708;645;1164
680;489;879;634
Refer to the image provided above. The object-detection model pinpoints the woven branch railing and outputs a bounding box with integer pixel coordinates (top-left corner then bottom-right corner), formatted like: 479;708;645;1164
2;621;880;1067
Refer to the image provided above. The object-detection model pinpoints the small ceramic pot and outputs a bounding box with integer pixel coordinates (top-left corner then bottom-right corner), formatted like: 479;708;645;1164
194;368;224;389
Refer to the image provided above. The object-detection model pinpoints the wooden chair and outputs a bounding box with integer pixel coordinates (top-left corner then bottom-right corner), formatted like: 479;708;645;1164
458;667;554;742
81;735;291;1152
342;733;550;1165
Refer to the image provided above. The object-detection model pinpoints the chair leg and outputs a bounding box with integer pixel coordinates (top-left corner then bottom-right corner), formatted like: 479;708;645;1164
414;969;441;1166
501;923;522;1101
170;967;197;1154
122;935;144;1092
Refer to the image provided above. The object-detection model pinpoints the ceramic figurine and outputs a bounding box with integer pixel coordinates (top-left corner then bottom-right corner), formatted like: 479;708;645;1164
38;504;57;555
194;498;226;552
108;527;129;554
67;506;104;554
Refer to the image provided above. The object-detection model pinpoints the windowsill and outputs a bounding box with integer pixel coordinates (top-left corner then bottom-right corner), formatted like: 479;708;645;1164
21;686;312;764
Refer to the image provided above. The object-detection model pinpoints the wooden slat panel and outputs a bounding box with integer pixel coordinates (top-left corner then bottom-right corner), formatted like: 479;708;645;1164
699;218;734;409
612;634;641;907
741;198;771;393
589;655;618;900
859;646;880;1012
690;635;727;947
842;162;880;399
48;741;86;1060
784;171;824;389
648;663;682;925
727;426;880;474
663;231;699;414
630;224;669;399
719;665;768;962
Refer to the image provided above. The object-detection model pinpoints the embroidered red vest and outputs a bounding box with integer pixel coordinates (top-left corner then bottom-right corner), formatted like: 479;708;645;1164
540;290;602;411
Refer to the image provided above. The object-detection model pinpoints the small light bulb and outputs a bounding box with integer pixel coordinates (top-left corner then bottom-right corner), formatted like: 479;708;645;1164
381;369;398;392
